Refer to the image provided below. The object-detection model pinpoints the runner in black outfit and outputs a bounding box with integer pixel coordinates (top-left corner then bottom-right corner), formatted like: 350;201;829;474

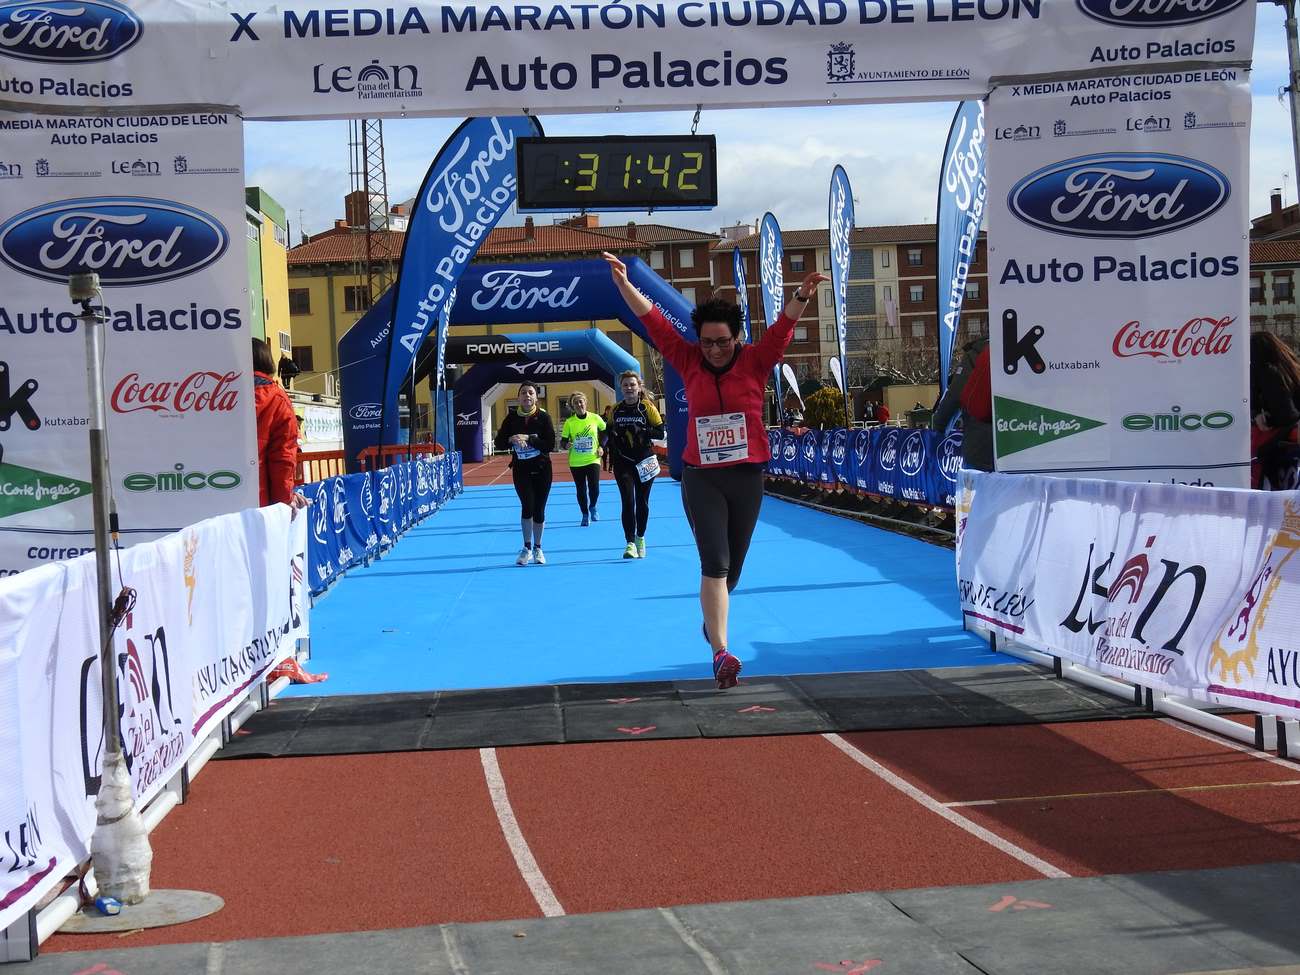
494;381;556;566
604;370;664;560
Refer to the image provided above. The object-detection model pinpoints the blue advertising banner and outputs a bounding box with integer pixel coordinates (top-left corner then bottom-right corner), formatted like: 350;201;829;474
383;116;543;445
759;212;785;414
732;246;751;345
799;431;819;484
780;431;798;479
896;429;930;503
828;165;854;425
434;285;457;394
852;428;873;492
830;427;851;486
936;101;987;392
818;428;835;486
933;430;964;507
871;427;903;499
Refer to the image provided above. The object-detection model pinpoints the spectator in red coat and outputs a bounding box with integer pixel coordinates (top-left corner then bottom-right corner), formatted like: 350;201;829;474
876;402;891;425
253;338;300;507
932;338;993;472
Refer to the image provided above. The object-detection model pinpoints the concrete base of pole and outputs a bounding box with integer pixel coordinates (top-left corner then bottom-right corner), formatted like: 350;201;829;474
58;890;224;934
89;749;153;904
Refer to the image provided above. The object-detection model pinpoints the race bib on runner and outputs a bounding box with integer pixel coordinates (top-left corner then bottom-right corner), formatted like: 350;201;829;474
573;434;594;454
694;412;749;465
513;441;540;461
636;455;660;483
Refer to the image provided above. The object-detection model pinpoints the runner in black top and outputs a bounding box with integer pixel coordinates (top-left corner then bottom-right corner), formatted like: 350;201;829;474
604;370;664;560
493;381;556;566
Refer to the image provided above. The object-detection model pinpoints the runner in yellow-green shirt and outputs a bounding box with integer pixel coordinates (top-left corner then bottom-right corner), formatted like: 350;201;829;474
560;391;606;527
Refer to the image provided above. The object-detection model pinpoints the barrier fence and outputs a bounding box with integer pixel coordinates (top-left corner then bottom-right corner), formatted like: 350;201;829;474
765;426;962;509
299;452;463;595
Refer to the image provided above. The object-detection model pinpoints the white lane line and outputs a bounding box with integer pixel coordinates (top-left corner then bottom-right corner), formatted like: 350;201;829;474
479;747;566;918
440;924;471;975
821;733;1070;879
1158;716;1300;771
659;908;729;975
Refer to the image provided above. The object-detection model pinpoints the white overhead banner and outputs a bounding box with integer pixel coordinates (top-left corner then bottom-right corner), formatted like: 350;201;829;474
0;505;307;933
957;471;1300;720
987;72;1250;487
0;0;1256;119
0;109;257;575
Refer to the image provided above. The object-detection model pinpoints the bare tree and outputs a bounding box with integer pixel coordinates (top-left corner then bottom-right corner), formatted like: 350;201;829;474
860;342;941;386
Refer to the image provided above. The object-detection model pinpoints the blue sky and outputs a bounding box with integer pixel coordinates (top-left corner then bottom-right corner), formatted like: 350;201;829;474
245;12;1296;242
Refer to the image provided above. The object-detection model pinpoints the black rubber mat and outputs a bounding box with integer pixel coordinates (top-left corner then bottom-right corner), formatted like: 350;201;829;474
218;663;1149;759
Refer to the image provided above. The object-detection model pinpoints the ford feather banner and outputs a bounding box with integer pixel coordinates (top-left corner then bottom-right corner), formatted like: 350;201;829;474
0;1;1256;119
382;115;541;445
828;164;854;422
732;245;750;344
759;211;785;413
936;100;986;392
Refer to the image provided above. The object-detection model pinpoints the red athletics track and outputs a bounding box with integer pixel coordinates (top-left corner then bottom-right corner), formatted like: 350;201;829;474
44;717;1300;954
462;453;617;488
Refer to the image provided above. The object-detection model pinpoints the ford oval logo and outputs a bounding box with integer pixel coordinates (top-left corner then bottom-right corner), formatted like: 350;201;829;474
1075;0;1245;28
855;431;871;463
0;0;143;63
879;430;900;471
1007;153;1229;239
938;433;963;480
350;402;382;421
901;431;926;477
0;196;227;285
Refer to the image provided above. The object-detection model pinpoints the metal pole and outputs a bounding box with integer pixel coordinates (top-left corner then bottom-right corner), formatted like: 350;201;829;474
1281;0;1300;198
80;295;153;905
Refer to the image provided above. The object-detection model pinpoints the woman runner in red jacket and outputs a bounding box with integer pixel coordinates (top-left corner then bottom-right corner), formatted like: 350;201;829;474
604;252;828;688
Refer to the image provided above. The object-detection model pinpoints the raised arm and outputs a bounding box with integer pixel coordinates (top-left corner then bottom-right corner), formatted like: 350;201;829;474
753;270;829;373
602;251;653;317
603;251;696;373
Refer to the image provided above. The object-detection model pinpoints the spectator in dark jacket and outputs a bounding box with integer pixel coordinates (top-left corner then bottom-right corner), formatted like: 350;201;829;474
931;338;993;472
1250;330;1300;489
253;338;300;507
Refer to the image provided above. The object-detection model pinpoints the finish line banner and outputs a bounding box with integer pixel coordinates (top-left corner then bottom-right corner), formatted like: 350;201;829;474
0;505;307;933
986;72;1250;487
957;471;1300;721
0;110;256;575
0;1;1256;119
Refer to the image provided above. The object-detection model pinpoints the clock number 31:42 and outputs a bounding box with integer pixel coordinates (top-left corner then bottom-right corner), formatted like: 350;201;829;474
572;152;704;191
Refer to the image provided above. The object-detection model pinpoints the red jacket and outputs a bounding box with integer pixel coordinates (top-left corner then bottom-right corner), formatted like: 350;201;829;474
640;306;794;467
254;372;298;506
960;346;992;423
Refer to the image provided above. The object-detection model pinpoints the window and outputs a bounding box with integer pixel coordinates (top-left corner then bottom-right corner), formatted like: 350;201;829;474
291;345;314;371
883;285;893;301
909;284;924;303
907;248;923;267
278;331;292;354
680;286;696;306
678;247;694;269
964;281;981;301
880;249;890;268
821;287;833;309
794;326;808;342
822;251;831;271
650;249;665;270
1276;276;1295;302
272;223;288;247
849;248;873;279
965;316;984;337
789;253;805;273
245;221;259;241
344;285;371;312
289;288;311;315
847;283;876;316
911;321;926;338
1250;277;1264;304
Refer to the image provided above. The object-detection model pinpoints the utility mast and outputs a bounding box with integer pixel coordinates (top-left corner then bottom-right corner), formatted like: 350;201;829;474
347;119;399;312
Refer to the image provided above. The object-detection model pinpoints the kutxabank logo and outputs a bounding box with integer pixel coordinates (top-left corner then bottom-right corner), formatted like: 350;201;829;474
0;0;143;63
1008;153;1229;239
1076;0;1246;27
0;197;228;286
994;396;1105;457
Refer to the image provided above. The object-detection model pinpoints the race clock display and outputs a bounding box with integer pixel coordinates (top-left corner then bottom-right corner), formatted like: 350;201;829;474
516;135;718;212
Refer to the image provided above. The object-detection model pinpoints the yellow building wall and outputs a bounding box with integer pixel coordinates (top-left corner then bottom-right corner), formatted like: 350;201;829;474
260;218;292;359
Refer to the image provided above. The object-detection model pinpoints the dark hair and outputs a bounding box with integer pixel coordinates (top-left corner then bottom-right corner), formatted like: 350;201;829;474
691;298;742;339
1252;330;1300;392
517;380;540;396
251;337;275;374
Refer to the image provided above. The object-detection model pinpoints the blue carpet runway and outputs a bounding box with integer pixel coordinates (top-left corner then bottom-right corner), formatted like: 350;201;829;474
291;481;1003;695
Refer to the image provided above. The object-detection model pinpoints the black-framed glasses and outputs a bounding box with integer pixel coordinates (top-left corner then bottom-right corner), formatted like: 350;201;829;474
699;336;735;349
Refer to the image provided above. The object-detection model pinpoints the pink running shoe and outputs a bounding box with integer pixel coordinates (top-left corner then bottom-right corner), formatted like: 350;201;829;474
712;649;741;690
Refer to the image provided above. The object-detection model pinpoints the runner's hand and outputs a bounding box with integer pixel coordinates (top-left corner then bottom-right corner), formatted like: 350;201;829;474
602;251;628;285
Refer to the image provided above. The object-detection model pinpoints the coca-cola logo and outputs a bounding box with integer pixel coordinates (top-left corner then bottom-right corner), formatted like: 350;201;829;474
1112;315;1233;361
110;370;240;416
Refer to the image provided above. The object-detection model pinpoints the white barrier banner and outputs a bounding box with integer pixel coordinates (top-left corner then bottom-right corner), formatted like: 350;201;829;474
0;110;256;575
957;471;1300;719
987;72;1250;487
0;0;1256;119
0;505;306;932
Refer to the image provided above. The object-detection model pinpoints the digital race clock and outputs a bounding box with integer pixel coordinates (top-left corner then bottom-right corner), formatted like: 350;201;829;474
516;135;718;212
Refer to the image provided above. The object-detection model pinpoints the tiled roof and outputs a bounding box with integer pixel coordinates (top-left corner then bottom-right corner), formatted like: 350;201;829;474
288;222;639;266
1251;240;1300;266
712;223;952;251
590;223;722;244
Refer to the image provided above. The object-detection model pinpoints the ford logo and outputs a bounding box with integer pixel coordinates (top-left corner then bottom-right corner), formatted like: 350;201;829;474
0;196;227;285
938;432;963;480
349;402;382;420
855;430;871;463
879;430;900;471
782;438;797;461
802;434;816;461
0;0;142;63
832;429;847;464
674;388;688;406
1076;0;1245;27
1007;153;1229;239
901;431;926;476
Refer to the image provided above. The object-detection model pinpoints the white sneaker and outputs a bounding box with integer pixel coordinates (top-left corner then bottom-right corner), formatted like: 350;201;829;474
623;542;638;559
516;547;533;566
533;548;547;565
